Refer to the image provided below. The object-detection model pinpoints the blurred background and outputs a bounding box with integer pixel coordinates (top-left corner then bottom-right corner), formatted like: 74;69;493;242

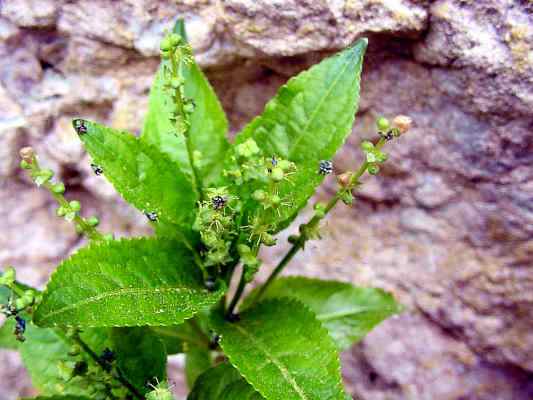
0;0;532;399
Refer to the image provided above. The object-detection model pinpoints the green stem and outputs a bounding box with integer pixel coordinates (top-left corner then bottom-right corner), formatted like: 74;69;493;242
169;49;203;200
253;138;387;304
226;266;247;318
31;156;104;241
72;334;144;400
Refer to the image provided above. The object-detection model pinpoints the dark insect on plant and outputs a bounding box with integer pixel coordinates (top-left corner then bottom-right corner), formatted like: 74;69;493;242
144;211;159;222
91;163;104;175
73;118;87;135
1;18;412;400
318;159;334;175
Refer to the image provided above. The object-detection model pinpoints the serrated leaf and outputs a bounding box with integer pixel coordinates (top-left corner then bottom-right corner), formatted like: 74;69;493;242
111;327;167;394
34;238;225;327
142;21;229;188
19;322;108;397
185;345;212;388
228;40;367;231
210;299;345;400
188;363;263;400
244;277;402;350
76;120;198;234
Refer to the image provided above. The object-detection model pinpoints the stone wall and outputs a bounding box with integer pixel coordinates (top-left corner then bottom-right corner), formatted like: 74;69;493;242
1;1;532;399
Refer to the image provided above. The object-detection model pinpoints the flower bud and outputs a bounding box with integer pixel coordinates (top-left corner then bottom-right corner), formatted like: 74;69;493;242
270;194;281;207
34;169;54;186
56;206;67;217
360;141;374;152
19;160;31;170
252;190;266;202
160;36;173;51
392;115;412;134
278;159;293;172
69;200;81;212
19;147;35;163
0;267;16;286
368;164;380;175
87;216;100;227
376;117;390;132
51;182;66;194
270;167;284;182
337;172;353;188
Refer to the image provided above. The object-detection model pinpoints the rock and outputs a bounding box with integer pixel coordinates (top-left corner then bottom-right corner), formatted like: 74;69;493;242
0;0;58;28
1;1;533;399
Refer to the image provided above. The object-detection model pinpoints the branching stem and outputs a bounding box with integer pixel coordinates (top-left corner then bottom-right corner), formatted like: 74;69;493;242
252;138;387;304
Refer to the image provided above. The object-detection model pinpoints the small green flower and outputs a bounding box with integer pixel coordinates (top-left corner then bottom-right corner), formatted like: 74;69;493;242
236;139;261;158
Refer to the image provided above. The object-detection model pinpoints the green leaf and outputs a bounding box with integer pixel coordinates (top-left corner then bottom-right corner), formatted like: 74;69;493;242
76;120;198;234
111;327;167;394
188;363;263;400
228;40;367;231
23;396;92;400
244;277;402;350
19;322;108;397
34;238;225;327
185;345;212;388
142;22;229;188
210;299;346;400
151;313;211;354
0;317;19;349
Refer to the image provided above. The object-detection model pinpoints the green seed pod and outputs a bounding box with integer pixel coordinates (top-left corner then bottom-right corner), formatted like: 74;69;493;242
368;164;380;175
56;206;66;217
15;297;27;310
169;33;181;47
146;382;173;400
75;224;84;234
236;139;260;158
57;361;74;381
270;167;284;182
69;200;81;212
19;160;31;170
361;141;374;152
341;191;354;205
51;182;66;194
23;290;35;305
34;169;54;186
0;267;16;286
252;189;266;202
278;159;293;172
87;216;100;227
375;151;388;163
261;233;276;246
270;194;281;207
376;117;390;132
160;36;173;51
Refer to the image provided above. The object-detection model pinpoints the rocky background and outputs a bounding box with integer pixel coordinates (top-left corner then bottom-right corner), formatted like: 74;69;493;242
1;0;532;399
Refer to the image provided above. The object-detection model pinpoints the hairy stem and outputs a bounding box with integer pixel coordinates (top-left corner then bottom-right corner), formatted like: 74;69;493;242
253;138;387;304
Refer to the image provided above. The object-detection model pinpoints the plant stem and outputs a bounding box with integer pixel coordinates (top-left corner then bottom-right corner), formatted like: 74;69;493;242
31;156;103;242
225;266;246;318
169;49;203;200
253;138;387;304
72;334;144;400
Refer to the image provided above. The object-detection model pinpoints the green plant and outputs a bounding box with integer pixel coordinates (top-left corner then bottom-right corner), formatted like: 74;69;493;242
1;20;411;400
